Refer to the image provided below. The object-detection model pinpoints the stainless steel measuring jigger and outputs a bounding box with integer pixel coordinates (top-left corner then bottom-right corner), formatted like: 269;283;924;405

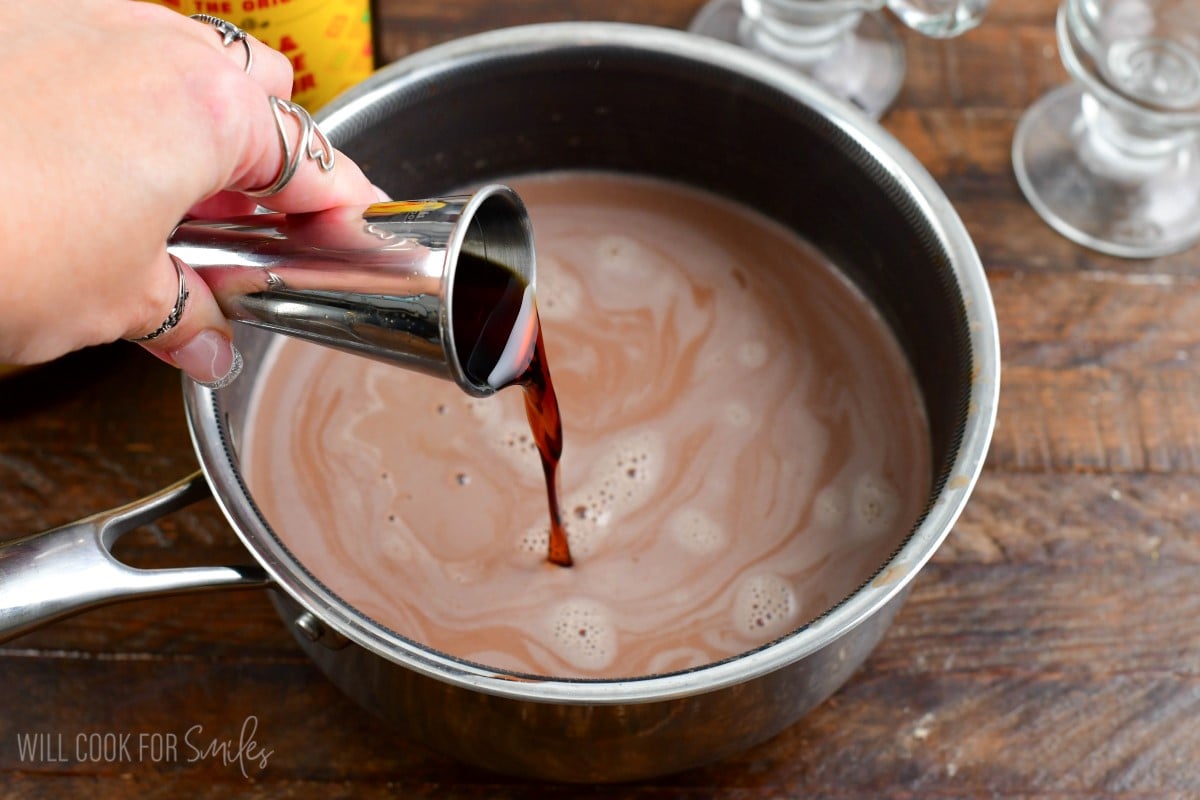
167;184;535;396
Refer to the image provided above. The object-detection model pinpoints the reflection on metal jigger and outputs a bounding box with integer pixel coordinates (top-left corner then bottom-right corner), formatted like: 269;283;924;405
168;185;537;396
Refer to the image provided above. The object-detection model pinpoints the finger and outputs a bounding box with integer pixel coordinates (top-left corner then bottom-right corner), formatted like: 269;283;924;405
187;176;388;222
184;14;294;102
126;253;242;388
231;98;382;212
185;191;261;220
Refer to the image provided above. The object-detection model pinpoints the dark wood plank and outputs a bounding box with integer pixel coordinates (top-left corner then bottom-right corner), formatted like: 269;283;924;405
373;0;705;62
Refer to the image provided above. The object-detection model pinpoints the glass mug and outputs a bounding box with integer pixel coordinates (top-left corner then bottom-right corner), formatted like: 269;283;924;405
690;0;991;117
1012;0;1200;257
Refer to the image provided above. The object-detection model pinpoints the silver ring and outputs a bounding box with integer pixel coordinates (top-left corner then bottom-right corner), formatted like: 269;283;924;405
246;96;336;197
190;14;253;75
131;256;189;342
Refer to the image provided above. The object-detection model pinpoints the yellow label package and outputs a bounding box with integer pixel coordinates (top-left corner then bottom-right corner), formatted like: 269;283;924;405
143;0;375;111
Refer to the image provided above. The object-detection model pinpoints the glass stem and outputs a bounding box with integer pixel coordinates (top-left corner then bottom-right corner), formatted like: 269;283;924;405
739;0;869;67
1079;91;1197;178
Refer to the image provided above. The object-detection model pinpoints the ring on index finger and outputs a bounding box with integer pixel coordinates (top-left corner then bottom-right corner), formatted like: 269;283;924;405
128;255;189;342
190;14;253;75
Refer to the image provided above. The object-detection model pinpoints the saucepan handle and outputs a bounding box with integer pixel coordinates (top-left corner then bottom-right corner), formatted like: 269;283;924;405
0;472;269;643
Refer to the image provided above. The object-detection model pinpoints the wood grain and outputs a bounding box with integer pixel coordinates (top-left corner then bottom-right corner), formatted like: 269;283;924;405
3;0;1200;796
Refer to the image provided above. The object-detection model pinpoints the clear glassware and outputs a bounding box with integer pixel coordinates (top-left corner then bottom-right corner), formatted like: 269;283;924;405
1012;0;1200;258
689;0;990;118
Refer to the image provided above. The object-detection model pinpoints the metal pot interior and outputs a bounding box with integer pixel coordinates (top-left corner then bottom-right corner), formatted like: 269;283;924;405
187;23;998;704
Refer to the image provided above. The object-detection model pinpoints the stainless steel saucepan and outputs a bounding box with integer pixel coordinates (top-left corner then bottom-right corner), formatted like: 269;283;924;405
0;23;998;782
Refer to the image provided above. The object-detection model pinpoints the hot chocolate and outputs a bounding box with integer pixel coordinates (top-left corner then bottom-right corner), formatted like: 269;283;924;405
242;172;931;679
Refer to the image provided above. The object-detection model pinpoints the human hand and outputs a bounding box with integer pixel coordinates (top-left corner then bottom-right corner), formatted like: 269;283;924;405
0;0;382;385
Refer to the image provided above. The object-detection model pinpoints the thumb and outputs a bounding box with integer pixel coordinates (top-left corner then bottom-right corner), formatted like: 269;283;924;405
127;252;242;388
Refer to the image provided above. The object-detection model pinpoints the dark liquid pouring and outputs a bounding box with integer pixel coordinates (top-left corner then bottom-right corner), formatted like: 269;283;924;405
453;252;573;567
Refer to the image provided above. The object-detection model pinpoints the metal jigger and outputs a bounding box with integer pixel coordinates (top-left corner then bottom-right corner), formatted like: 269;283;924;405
167;184;535;396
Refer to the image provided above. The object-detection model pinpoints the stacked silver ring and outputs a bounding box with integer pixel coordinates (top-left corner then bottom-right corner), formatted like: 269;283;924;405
186;15;336;198
137;14;334;345
190;13;253;74
247;96;336;197
131;255;189;342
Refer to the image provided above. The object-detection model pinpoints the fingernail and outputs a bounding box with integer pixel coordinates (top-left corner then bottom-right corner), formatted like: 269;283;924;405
170;330;243;389
373;184;392;202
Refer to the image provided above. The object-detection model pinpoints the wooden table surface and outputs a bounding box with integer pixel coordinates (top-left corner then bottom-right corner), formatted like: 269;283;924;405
3;0;1199;797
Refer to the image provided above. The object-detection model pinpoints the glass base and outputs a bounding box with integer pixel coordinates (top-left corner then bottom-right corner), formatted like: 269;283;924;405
1013;84;1200;258
689;0;905;119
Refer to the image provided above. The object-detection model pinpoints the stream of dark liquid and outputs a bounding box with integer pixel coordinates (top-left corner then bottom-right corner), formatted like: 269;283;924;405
453;252;573;567
519;326;572;566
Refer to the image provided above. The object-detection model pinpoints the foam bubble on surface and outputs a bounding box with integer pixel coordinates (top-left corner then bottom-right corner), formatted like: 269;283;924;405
546;598;618;671
559;489;614;559
462;396;499;424
481;419;542;472
599;430;664;504
517;482;624;561
738;341;768;369
518;526;549;557
666;508;728;555
535;256;582;320
594;234;646;276
852;473;901;536
379;528;416;564
517;487;613;562
515;430;665;560
724;402;752;427
443;559;485;585
733;573;798;638
812;485;847;529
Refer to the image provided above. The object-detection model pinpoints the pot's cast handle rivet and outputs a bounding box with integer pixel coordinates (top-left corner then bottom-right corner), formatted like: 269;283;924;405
294;610;350;650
